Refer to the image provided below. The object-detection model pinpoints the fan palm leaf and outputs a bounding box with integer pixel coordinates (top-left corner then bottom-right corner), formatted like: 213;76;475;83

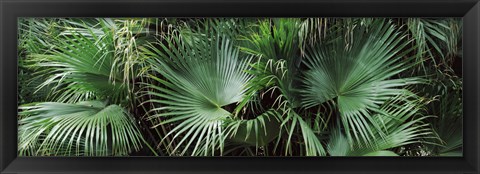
302;19;423;147
28;18;149;105
142;32;252;155
327;93;434;156
18;101;144;156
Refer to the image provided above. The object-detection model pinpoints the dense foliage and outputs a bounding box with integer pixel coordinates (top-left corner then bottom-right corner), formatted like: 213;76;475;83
18;18;462;156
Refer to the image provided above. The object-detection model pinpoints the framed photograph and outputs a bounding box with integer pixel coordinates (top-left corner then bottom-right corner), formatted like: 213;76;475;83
1;0;479;173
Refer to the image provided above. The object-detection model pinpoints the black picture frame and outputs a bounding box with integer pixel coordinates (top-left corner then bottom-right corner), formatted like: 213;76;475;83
1;0;479;173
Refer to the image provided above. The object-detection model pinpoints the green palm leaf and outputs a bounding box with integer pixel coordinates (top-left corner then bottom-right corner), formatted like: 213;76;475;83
142;33;252;155
406;18;461;73
30;29;123;103
421;69;462;156
302;19;423;147
241;18;302;63
18;101;144;156
226;109;281;147
240;19;326;156
29;19;149;105
327;93;433;156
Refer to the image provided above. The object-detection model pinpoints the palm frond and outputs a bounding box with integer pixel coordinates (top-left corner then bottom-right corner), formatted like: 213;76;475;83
226;109;281;147
241;18;302;63
327;93;433;156
27;18;150;105
406;18;462;74
18;101;144;156
142;31;252;155
421;69;463;156
302;19;423;147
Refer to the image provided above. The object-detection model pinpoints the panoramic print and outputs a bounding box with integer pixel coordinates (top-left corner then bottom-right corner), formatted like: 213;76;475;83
17;18;462;156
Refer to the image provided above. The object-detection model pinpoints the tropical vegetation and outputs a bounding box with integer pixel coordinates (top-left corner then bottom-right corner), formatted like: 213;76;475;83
17;18;462;156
